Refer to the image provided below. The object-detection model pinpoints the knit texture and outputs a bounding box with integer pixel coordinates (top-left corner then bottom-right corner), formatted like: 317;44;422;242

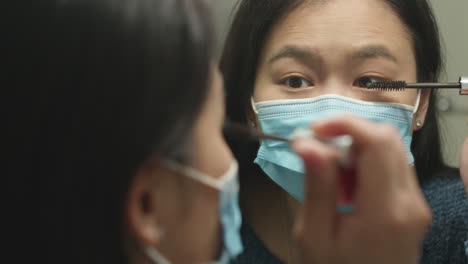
465;240;468;257
420;175;468;264
465;240;468;258
232;174;468;264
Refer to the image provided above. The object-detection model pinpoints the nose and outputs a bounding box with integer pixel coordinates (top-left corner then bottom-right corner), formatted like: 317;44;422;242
316;78;354;98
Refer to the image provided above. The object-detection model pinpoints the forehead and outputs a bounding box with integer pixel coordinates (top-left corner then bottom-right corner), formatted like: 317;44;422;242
262;0;414;60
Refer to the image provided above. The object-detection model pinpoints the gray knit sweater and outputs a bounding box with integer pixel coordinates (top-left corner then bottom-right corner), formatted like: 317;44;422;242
232;173;468;264
420;174;468;264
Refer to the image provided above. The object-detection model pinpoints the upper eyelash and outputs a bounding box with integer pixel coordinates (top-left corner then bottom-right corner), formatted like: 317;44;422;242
280;76;312;85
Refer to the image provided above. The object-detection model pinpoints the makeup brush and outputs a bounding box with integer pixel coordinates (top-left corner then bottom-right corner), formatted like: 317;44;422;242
366;76;468;95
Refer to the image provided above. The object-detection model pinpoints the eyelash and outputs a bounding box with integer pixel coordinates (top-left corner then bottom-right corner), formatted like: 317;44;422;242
280;75;387;90
280;76;313;89
353;76;386;88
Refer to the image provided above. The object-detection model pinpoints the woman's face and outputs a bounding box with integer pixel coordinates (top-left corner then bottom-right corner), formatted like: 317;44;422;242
254;0;420;107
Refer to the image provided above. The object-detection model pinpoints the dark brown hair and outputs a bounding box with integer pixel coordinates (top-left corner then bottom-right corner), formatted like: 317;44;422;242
5;0;214;262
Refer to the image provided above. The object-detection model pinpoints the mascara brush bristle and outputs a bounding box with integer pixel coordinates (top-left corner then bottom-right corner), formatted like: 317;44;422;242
366;81;407;91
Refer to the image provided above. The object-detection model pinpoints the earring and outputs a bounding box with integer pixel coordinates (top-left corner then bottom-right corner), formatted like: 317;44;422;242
416;120;422;127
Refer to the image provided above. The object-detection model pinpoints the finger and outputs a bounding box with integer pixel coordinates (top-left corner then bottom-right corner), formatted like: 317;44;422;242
291;138;338;244
313;114;401;152
312;114;408;173
312;115;411;200
461;136;468;194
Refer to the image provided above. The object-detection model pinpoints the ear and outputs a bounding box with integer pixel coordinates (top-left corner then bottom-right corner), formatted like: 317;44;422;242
412;90;431;131
125;157;164;247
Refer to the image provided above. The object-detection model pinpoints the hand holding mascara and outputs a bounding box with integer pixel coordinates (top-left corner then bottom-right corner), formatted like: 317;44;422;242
292;115;431;264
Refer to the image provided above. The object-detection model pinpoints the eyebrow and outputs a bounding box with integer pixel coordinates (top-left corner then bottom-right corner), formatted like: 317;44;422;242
269;44;397;64
350;45;398;63
268;46;322;68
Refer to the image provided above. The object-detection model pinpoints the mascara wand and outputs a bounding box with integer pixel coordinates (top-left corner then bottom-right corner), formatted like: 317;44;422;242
366;76;468;95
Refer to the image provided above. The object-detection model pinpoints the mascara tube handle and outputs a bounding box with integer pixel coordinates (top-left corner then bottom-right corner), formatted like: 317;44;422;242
292;128;356;213
460;76;468;95
328;135;356;214
338;166;357;213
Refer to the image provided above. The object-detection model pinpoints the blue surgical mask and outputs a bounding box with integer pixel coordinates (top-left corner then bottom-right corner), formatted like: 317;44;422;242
145;160;243;264
253;93;420;201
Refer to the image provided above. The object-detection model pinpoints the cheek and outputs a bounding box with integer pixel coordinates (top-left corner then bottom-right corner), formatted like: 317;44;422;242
253;61;300;102
191;111;234;179
385;89;419;106
253;71;276;102
253;71;304;102
197;135;233;179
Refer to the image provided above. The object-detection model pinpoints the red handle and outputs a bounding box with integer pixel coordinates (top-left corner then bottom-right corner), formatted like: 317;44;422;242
339;166;357;205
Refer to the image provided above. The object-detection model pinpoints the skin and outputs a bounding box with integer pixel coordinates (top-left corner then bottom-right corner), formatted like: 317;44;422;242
248;0;431;262
125;65;234;264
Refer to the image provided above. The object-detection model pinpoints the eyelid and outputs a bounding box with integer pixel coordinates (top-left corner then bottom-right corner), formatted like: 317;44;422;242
358;75;386;80
279;76;314;91
356;73;388;81
281;76;312;85
354;66;395;79
353;75;388;88
270;61;317;82
356;74;391;81
279;73;313;83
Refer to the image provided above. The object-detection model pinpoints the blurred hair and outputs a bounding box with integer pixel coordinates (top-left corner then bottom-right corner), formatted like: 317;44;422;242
5;0;214;262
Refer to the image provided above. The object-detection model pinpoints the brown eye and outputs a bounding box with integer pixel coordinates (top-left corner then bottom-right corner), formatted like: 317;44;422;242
355;76;385;88
282;76;312;89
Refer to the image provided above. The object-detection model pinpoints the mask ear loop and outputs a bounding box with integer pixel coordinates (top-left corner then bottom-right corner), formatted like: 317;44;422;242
145;245;171;264
251;97;258;114
164;160;238;190
142;228;169;264
413;89;422;114
408;89;422;167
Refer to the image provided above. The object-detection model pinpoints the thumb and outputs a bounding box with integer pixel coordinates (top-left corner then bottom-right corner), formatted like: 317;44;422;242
461;136;468;194
291;138;338;246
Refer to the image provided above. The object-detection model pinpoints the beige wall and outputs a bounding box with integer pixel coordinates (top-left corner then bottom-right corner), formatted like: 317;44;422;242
212;0;468;166
212;0;237;56
429;0;468;167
